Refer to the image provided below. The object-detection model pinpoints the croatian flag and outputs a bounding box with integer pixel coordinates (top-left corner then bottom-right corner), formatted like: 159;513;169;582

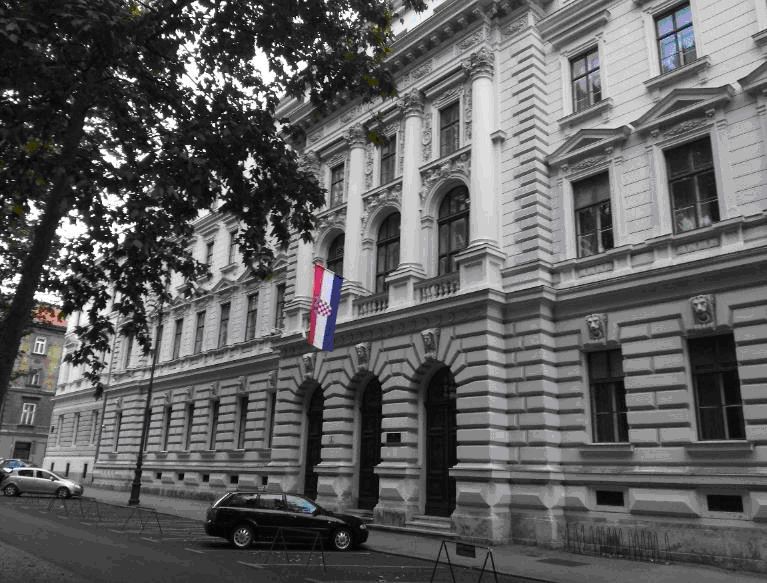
308;264;343;351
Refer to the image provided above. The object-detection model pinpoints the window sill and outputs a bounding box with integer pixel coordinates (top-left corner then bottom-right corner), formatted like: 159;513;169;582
200;449;216;458
557;99;613;130
685;440;754;456
228;449;246;458
220;263;238;274
644;56;710;93
177;450;191;458
579;443;634;457
155;450;168;459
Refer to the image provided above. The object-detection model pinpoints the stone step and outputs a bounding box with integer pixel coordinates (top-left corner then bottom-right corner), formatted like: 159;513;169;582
342;508;375;523
370;522;459;540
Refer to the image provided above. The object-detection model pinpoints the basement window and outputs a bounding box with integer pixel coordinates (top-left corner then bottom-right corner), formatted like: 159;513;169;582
595;490;625;507
202;473;210;483
707;494;743;513
177;473;185;481
155;472;162;480
230;474;239;485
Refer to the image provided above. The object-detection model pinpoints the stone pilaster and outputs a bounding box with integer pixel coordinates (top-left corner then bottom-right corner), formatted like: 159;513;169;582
386;90;426;308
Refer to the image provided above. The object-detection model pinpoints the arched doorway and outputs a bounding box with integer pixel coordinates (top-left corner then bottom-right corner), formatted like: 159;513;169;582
358;378;382;510
425;367;457;517
304;386;324;500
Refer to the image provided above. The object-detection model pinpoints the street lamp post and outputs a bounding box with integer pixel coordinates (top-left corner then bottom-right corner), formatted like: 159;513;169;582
128;302;164;506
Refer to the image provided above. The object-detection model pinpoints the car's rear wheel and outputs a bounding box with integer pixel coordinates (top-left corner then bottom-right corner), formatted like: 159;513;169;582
3;484;19;497
230;524;255;549
331;528;353;551
55;487;71;499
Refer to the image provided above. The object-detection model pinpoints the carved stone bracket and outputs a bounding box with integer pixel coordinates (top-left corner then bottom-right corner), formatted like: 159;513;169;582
421;328;440;360
690;294;716;327
267;370;277;391
585;313;608;341
355;342;371;371
565;155;607;175
361;183;402;236
302;352;317;379
502;16;528;37
236;375;247;394
114;397;124;411
422;115;432;160
463;47;494;80
419;151;471;204
209;381;220;400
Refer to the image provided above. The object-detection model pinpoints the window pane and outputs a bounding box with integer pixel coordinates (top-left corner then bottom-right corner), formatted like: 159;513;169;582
699;407;725;440
600;228;614;252
675;5;693;28
699;200;719;228
656;14;675;37
387;242;400;271
697;171;717;201
587;50;600;71
617;412;629;442
691;139;713;168
696;374;721;407
666;147;690;177
571;56;586;78
722;371;742;405
573;77;589;111
595;414;615;442
593;384;614;414
577;206;596;235
589;351;609;379
671;178;696;210
589;71;602;104
578;234;597;257
439;224;449;256
451;217;467;251
726;407;745;439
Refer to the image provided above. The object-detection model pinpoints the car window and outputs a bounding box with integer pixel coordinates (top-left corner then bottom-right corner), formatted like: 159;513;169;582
17;469;34;477
37;471;55;480
257;494;285;510
285;495;316;514
225;493;258;508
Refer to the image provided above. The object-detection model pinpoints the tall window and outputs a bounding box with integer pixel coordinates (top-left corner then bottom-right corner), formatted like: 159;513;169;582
20;402;36;425
265;391;277;449
656;3;696;74
588;349;628;443
162;405;173;450
218;302;230;348
273;284;286;329
193;311;206;354
32;336;47;355
72;413;80;445
330;163;345;206
236;395;249;449
227;230;238;264
571;48;601;112
437;186;470;275
12;442;31;461
205;240;215;265
172;318;184;360
113;411;122;452
376;213;401;293
90;411;99;444
689;335;745;441
440;102;460;157
326;234;345;277
123;334;133;369
666;137;719;233
183;403;195;450
245;293;259;340
574;172;614;257
57;414;64;446
154;324;164;361
208;400;220;450
28;369;41;386
380;135;397;184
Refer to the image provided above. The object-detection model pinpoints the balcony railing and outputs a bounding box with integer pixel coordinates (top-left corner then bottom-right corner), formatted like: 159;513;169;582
415;272;460;304
354;291;389;317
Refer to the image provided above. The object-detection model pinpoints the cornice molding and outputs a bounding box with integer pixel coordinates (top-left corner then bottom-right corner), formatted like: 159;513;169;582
538;0;612;49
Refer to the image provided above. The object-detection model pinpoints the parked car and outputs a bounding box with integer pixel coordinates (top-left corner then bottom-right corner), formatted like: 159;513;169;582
0;458;28;471
204;491;368;551
1;467;84;498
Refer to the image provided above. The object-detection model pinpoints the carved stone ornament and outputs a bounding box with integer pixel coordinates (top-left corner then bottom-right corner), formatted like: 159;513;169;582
236;375;247;393
400;89;424;117
209;381;220;400
464;89;472;141
355;342;371;371
433;86;462;110
267;370;277;390
114;397;124;411
421;328;440;359
458;26;488;50
422;115;432;160
502;16;528;37
340;105;361;124
567;155;606;174
690;294;716;326
664;117;707;139
419;152;471;203
405;60;433;86
463;47;494;80
585;313;607;341
361;183;402;235
364;143;374;189
345;124;367;148
302;352;316;378
315;206;347;234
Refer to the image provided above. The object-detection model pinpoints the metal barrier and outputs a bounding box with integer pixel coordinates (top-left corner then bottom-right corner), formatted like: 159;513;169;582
565;522;670;563
265;527;327;572
429;540;499;583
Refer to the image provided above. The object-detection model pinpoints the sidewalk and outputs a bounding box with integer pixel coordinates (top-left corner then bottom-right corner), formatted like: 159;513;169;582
83;486;764;583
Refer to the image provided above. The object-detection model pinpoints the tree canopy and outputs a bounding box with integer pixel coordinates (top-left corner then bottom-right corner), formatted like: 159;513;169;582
0;0;425;402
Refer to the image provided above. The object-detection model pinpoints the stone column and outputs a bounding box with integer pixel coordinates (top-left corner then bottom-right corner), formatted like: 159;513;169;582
456;47;505;292
386;90;426;308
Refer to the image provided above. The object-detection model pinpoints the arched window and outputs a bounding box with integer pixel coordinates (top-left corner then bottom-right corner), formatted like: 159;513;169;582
437;186;469;275
326;233;345;277
375;212;400;293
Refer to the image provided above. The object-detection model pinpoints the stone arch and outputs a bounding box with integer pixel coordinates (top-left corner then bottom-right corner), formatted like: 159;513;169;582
361;206;402;292
313;226;345;266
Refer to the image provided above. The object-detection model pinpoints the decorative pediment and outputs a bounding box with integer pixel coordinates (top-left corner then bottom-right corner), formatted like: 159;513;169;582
361;183;402;235
236;266;258;285
738;60;767;95
209;277;235;298
538;0;611;49
632;85;734;135
546;127;630;168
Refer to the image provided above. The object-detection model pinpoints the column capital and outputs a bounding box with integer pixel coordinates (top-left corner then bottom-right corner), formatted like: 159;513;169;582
344;124;367;148
463;47;495;81
399;89;425;117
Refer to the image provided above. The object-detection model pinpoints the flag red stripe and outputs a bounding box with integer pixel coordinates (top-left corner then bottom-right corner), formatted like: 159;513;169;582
308;264;324;344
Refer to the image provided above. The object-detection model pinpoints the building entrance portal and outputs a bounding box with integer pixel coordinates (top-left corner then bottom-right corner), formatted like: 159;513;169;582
304;387;324;500
425;367;457;517
358;378;382;510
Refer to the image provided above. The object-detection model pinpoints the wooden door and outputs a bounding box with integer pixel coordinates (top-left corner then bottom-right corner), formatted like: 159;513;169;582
358;379;382;510
425;367;457;517
304;388;324;500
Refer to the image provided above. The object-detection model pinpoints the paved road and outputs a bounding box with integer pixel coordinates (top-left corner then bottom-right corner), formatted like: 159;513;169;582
0;496;533;583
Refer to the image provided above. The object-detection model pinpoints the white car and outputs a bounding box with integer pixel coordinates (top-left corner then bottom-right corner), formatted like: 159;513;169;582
1;467;84;498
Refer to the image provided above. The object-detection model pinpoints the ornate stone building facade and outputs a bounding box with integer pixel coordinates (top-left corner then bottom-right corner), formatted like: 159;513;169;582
45;0;767;571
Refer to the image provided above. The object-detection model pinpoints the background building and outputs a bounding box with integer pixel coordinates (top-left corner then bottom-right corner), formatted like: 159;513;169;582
0;307;66;466
45;0;767;572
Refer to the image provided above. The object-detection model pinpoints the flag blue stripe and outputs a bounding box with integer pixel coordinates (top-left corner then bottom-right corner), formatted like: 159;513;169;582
323;273;343;351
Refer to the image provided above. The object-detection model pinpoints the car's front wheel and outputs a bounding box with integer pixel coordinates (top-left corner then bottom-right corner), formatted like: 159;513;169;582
230;524;255;549
55;487;71;499
331;528;353;551
3;484;19;497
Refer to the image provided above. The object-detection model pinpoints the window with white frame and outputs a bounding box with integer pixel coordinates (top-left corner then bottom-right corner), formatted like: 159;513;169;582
204;239;215;265
376;213;401;293
439;102;460;157
172;317;184;359
273;283;286;330
665;137;719;233
28;369;41;386
570;48;601;113
326;235;345;278
90;410;99;444
437;186;470;275
122;334;133;368
573;172;614;257
330;163;345;206
72;412;80;445
655;3;696;74
113;411;122;451
183;402;195;450
208;400;220;450
380;134;397;184
193;311;206;354
235;395;249;449
218;302;230;348
32;336;47;355
245;293;259;340
588;349;628;443
227;230;238;264
20;402;36;425
161;405;173;450
57;414;64;445
264;391;277;449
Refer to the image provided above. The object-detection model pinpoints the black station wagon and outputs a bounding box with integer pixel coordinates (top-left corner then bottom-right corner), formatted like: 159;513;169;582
204;491;368;551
